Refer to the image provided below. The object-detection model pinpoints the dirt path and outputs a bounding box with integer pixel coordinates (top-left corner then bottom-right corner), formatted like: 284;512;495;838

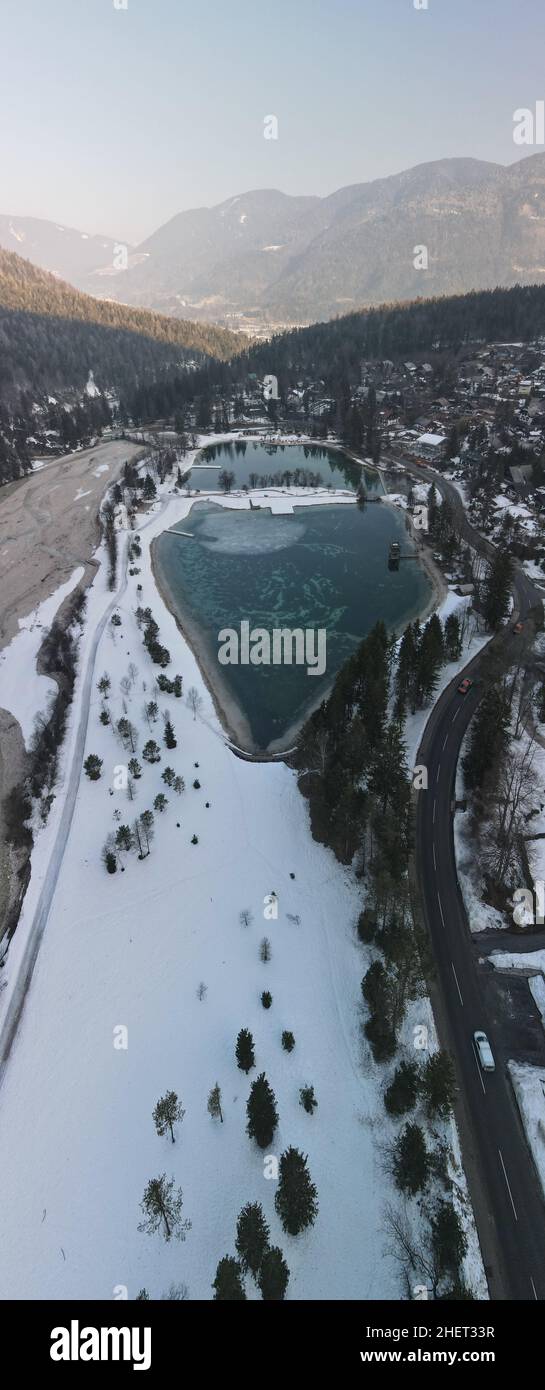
0;439;144;651
0;437;144;935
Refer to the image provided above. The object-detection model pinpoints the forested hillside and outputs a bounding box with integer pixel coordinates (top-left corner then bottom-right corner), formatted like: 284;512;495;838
0;250;240;485
245;285;545;380
127;283;545;423
0;249;240;361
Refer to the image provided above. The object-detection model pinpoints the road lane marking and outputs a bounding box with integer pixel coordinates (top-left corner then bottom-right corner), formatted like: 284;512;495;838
451;962;464;1006
433;800;436;824
530;1276;538;1301
436;764;441;783
433;845;437;872
442;733;449;751
498;1149;518;1221
471;1040;487;1095
437;893;445;928
452;704;461;722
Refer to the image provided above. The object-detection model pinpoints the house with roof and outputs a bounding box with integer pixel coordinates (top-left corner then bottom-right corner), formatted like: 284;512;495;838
410;431;448;462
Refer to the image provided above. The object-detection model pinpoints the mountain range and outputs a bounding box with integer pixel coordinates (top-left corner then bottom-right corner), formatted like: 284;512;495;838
3;153;545;327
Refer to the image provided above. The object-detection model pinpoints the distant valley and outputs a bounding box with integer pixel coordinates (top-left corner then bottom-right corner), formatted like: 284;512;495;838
4;153;545;331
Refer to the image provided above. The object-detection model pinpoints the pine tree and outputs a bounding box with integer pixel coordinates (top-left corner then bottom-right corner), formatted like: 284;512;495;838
115;824;133;853
361;959;392;1016
384;1060;419;1116
207;1083;223;1123
427;482;439;535
163;716;177;749
444;612;462;661
117;717;136;752
462;685;510;799
143;473;157;500
483;550;513;629
84;754;103;780
299;1084;318;1114
421;1051;457;1118
139;809;155;855
258;1246;290;1301
369;720;410;815
212;1256;246;1300
392;1123;429;1196
246;1073;278;1148
128;757;142;779
152;1091;185;1143
236;1028;255;1073
154;793;168;813
275;1146;318;1235
431;1201;467;1281
416;615;445;706
142;739;161;763
235;1202;270;1276
395;621;419;716
138;1174;191;1242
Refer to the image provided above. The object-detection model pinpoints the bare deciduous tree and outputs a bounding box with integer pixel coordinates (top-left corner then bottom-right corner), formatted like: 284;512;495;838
187;687;203;721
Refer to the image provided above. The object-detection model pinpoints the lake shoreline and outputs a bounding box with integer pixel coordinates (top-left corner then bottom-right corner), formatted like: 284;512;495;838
150;472;445;760
151;536;261;756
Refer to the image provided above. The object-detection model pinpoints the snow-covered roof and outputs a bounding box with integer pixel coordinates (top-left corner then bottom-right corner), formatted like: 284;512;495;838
416;432;447;447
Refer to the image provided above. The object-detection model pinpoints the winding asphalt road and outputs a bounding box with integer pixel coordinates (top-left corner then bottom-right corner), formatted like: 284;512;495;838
405;460;545;1300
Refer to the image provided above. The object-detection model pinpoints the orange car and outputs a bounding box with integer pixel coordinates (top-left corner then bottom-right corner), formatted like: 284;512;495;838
513;622;524;634
458;677;473;695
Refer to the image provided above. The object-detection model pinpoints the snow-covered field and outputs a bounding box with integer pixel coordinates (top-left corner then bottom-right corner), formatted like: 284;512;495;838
0;459;484;1301
0;567;85;747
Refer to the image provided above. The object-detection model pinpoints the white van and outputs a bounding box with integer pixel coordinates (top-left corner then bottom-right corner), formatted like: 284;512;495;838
474;1030;495;1073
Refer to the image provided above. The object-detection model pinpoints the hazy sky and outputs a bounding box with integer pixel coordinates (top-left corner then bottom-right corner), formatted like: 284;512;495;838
2;0;544;243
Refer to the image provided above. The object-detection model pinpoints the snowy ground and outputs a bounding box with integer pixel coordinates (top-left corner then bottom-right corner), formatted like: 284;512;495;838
0;567;85;747
508;1062;545;1199
491;949;545;979
454;810;506;934
0;457;485;1301
490;952;545;1042
454;705;545;936
492;495;537;536
523;559;545;583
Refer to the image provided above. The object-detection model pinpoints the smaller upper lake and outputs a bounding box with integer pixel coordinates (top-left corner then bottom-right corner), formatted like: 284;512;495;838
189;441;382;494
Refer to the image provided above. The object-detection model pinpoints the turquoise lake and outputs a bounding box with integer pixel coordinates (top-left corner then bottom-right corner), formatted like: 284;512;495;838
154;494;432;752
